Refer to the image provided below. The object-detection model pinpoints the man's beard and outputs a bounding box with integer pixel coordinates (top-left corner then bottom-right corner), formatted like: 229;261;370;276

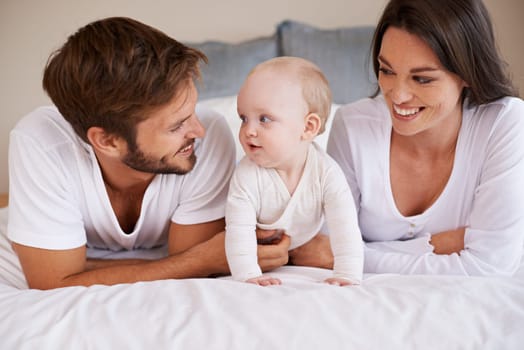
122;141;197;175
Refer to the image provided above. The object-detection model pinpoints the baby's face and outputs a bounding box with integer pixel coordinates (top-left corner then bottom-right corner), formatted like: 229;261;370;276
236;68;310;169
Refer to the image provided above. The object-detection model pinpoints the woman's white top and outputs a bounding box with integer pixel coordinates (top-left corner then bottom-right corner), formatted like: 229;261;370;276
327;95;524;276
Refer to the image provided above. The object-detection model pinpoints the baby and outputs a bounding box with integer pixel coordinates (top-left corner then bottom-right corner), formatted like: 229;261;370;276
225;56;363;286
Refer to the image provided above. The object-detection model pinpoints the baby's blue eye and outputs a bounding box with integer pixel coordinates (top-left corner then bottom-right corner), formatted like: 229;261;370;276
260;115;271;123
239;115;247;123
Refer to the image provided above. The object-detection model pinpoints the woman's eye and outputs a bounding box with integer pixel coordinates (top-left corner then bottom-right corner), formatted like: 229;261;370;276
378;67;393;75
414;76;433;84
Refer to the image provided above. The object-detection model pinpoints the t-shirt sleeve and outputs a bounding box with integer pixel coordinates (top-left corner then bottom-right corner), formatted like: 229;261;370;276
171;105;236;224
224;159;261;281
7;129;86;250
322;157;364;283
459;99;524;275
326;106;361;212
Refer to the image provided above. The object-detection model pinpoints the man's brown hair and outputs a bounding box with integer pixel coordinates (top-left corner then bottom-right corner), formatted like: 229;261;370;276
43;17;207;143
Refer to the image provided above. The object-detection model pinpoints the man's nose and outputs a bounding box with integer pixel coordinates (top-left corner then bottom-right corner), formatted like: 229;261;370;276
186;114;206;139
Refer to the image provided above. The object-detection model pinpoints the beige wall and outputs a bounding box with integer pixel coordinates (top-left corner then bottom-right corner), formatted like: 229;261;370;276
0;0;522;193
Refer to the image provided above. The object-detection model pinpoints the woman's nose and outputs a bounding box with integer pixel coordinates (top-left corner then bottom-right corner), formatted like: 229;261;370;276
390;79;413;104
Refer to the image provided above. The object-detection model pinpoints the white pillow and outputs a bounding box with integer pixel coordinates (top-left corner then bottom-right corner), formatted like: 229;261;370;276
198;95;244;161
198;95;339;162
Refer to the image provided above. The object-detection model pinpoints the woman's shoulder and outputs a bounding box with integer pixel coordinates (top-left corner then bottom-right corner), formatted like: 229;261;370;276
473;96;524;117
335;95;389;122
467;96;524;130
460;97;524;154
330;96;391;143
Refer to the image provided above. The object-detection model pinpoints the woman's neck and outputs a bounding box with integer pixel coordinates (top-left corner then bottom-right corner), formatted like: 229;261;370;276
393;110;463;159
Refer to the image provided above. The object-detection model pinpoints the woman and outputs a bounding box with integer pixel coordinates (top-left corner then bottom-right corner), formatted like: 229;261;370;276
322;0;524;275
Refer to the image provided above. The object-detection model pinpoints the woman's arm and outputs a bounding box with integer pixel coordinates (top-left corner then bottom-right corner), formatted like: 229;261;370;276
430;228;465;255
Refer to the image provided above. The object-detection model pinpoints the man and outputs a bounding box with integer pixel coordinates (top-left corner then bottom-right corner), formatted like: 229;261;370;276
7;17;290;290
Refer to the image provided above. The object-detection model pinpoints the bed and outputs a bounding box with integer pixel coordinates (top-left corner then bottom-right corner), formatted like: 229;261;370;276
1;20;524;349
1;206;524;349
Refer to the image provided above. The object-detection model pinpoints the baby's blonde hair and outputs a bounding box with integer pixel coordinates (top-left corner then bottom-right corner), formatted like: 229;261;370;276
250;56;332;134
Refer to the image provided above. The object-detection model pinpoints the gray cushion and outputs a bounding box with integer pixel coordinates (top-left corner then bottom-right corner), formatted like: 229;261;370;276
277;20;377;104
188;36;278;100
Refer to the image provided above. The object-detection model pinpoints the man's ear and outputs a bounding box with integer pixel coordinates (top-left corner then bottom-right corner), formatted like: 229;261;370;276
86;127;126;157
302;113;322;141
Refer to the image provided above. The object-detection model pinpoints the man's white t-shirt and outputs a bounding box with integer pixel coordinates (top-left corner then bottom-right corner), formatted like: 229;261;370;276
328;95;524;276
7;104;235;251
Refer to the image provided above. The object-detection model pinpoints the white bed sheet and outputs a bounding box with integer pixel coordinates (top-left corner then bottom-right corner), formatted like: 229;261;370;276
1;207;523;349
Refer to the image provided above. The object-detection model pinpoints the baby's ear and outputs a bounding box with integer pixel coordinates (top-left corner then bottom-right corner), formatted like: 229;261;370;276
87;126;127;157
302;113;322;140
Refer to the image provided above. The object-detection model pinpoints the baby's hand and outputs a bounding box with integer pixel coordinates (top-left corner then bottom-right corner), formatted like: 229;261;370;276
324;277;359;287
246;275;282;286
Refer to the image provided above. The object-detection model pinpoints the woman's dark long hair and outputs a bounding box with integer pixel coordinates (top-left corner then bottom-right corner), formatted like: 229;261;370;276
371;0;517;106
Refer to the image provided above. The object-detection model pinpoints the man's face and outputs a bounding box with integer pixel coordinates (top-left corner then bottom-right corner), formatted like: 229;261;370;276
122;80;206;175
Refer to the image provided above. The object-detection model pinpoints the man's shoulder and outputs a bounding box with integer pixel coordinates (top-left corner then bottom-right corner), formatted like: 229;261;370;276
12;106;81;150
195;103;229;129
15;105;62;129
194;103;235;156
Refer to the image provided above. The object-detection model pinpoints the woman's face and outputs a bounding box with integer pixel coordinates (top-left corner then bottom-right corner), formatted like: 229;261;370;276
378;26;467;137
